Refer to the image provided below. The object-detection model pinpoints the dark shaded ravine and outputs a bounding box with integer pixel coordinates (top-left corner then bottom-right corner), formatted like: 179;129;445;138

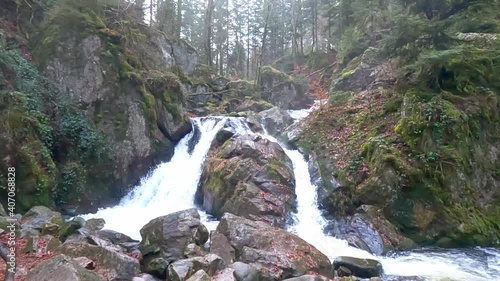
83;114;500;281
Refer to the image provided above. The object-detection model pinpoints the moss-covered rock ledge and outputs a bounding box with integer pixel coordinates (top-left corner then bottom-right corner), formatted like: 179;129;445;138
295;35;500;248
0;0;193;214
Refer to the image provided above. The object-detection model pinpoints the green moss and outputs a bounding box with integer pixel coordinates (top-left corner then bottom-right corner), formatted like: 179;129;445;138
329;91;354;106
260;65;292;81
140;85;157;122
0;44;110;212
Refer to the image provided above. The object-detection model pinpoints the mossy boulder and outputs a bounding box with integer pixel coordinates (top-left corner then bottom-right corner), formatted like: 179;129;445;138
198;134;296;227
260;66;312;110
215;213;332;280
20;206;64;237
139;209;209;277
329;47;394;94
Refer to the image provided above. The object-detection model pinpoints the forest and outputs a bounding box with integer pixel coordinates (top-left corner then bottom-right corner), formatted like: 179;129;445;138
0;0;499;280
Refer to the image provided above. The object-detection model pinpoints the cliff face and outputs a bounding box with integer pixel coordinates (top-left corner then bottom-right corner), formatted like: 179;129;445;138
0;0;196;214
295;38;500;248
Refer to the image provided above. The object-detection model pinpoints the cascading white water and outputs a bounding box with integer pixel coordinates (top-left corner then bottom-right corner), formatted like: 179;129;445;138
81;117;248;239
83;113;500;281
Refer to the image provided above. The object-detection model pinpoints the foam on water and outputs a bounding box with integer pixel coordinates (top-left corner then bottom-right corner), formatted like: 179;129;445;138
83;112;500;281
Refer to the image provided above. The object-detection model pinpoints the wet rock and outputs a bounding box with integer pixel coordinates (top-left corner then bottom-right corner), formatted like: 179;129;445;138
246;114;264;133
199;134;296;227
258;107;294;138
229;262;259;281
331;214;385;256
60;242;140;280
336;265;353;277
186;270;211;281
333;256;383;278
216;213;332;280
307;152;340;211
140;209;209;276
211;128;236;150
358;205;417;252
27;254;104;281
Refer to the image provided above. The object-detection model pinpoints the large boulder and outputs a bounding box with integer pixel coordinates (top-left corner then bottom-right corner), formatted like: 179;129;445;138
199;134;296;227
140;209;209;277
215;213;332;280
333;256;383;278
21;206;64;237
59;242;140;280
258;107;294;138
260;66;311;110
27;254;105;281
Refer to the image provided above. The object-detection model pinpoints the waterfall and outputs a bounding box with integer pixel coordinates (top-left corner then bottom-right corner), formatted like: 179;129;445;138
83;114;500;281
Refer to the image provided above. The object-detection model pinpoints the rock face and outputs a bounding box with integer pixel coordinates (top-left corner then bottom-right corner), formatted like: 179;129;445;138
333;256;383;278
330;47;395;94
43;31;192;212
27;254;105;281
139;209;209;277
260;66;312;110
199;134;296;227
258;107;294;138
215;213;332;280
155;34;199;75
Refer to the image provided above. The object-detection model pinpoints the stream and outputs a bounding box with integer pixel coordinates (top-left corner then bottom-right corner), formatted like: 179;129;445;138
83;112;500;281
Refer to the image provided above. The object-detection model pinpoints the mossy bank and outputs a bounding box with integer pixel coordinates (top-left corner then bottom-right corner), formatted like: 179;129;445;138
295;2;500;248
